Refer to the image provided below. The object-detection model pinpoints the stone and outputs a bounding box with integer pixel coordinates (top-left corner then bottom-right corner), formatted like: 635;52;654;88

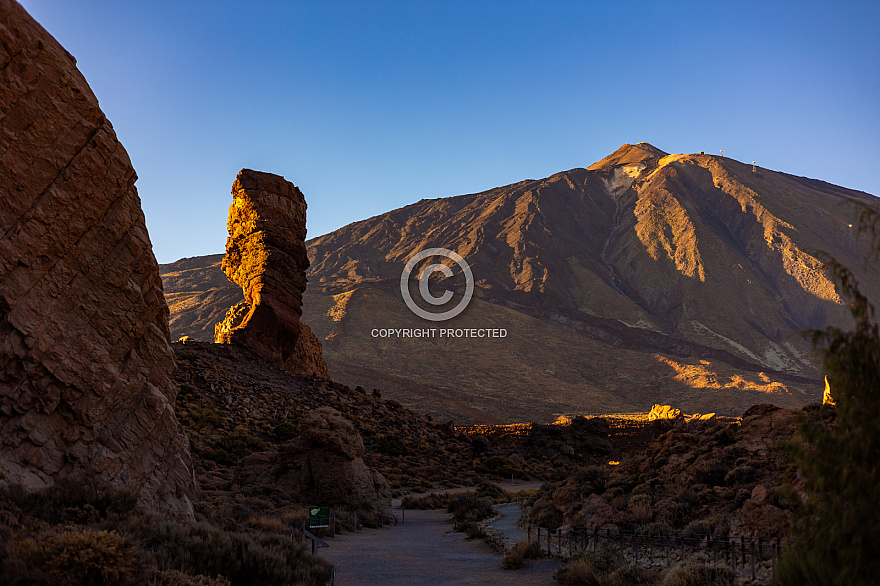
214;169;329;377
649;404;683;420
236;407;391;516
0;0;195;517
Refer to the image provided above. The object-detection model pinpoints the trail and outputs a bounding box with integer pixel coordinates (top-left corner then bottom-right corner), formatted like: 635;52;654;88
320;503;557;585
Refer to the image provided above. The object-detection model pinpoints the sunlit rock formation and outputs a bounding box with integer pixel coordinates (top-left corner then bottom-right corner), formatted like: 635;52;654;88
214;169;329;377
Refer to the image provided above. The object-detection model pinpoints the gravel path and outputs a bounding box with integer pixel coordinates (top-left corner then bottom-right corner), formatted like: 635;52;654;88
320;507;557;585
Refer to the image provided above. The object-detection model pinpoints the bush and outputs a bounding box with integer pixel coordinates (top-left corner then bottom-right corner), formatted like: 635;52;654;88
477;455;518;477
7;526;136;585
272;422;300;441
555;557;599;585
502;540;543;570
627;494;653;524
3;474;139;526
447;493;495;526
121;512;332;586
661;561;736;586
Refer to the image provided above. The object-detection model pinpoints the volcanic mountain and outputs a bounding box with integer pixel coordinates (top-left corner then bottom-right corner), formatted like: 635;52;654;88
161;143;880;424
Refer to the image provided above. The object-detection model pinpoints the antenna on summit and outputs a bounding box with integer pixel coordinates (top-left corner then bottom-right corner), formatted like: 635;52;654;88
752;161;757;174
720;150;723;157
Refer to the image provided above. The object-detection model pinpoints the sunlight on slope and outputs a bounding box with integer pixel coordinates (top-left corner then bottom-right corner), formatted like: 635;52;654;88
327;289;356;322
656;355;789;393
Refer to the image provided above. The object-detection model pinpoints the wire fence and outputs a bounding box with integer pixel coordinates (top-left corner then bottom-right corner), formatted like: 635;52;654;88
524;524;794;581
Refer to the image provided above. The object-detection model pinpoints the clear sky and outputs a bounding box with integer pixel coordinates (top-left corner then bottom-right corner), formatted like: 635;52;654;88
17;0;880;264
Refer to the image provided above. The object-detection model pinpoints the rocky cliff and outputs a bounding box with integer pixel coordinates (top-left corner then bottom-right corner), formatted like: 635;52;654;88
0;0;195;517
214;169;329;377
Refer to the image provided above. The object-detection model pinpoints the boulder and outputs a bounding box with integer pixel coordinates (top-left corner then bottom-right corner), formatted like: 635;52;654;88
649;404;683;420
236;407;390;515
215;169;329;377
0;0;195;517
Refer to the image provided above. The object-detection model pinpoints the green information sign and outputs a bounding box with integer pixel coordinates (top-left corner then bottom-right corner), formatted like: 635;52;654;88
309;506;330;529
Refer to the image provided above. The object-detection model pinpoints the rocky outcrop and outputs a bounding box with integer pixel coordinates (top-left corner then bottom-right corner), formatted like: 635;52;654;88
0;0;195;517
214;169;328;377
236;407;390;515
286;324;330;379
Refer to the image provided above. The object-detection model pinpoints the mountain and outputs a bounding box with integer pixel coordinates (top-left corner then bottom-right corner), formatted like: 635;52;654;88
160;143;880;424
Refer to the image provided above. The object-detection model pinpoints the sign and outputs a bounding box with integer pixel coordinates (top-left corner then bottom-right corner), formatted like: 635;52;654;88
309;506;330;529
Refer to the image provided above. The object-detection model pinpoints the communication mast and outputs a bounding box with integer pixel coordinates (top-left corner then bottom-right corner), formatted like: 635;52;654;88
752;161;757;174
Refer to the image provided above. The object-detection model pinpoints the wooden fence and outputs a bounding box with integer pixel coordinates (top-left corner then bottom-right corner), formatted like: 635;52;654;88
525;525;794;581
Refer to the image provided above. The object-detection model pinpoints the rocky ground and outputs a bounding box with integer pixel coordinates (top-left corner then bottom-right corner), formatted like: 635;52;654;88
522;404;814;541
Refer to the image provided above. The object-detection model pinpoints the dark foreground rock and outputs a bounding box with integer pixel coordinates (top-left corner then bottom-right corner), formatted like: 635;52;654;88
0;0;195;517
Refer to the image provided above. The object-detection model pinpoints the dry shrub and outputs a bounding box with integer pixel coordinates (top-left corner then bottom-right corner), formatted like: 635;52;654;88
7;526;136;585
627;494;653;524
660;561;737;586
555;557;600;585
502;540;543;570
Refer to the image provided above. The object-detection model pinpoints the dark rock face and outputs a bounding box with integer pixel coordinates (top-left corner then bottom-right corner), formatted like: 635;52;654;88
236;407;391;515
0;0;195;517
214;169;328;377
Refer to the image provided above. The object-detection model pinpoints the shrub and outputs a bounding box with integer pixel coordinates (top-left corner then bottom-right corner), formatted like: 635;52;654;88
554;557;599;585
7;526;136;585
447;493;495;525
661;561;736;586
272;422;299;441
7;474;139;525
477;455;518;477
627;494;653;524
502;540;543;570
121;512;332;586
607;563;660;585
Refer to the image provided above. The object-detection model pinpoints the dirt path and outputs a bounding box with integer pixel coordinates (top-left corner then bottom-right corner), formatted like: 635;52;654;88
320;508;557;585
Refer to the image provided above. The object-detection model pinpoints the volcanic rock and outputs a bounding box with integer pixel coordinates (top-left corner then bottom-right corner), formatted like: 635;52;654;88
0;0;195;517
214;169;328;377
236;407;391;515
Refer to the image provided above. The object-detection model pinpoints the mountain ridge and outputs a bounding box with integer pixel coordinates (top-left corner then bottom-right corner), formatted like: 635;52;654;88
161;143;880;423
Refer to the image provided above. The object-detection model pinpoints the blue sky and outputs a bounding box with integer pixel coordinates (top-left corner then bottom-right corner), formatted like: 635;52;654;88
17;0;880;264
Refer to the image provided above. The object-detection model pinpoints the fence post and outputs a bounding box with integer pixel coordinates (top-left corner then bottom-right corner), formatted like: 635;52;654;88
741;536;747;565
649;532;653;565
331;514;335;538
634;532;638;562
666;533;671;567
679;532;685;562
751;539;757;581
546;529;551;555
619;530;624;556
593;527;598;551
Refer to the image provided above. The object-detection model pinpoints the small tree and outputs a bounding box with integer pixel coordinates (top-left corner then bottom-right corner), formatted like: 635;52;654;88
774;255;880;583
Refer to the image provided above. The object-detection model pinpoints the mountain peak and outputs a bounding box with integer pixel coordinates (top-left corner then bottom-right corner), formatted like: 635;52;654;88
588;142;669;170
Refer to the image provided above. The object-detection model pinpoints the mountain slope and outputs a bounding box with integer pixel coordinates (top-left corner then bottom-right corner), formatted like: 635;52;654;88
161;143;880;424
